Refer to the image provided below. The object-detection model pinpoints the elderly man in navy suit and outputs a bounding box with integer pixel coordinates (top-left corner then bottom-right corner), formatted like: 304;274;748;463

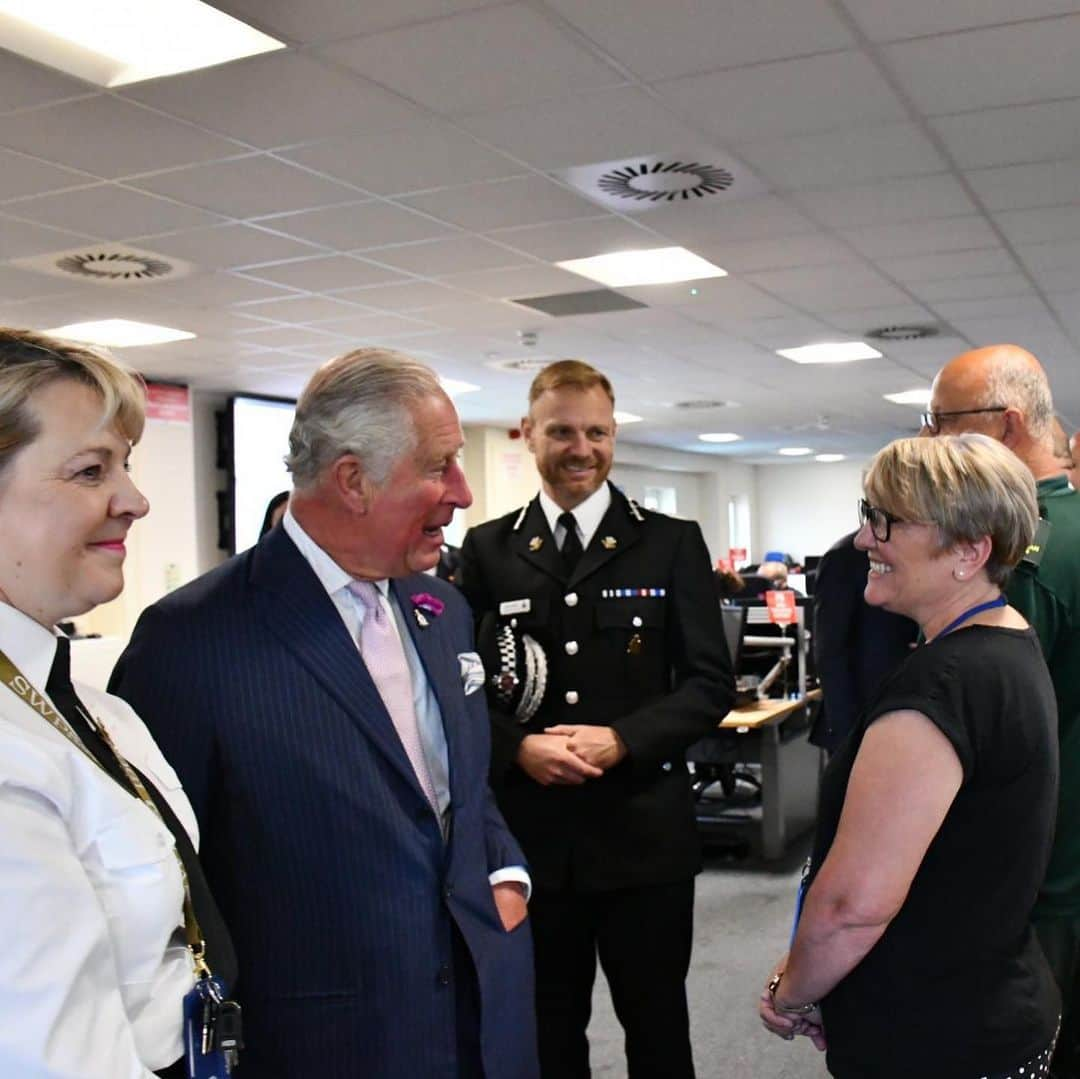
110;349;539;1079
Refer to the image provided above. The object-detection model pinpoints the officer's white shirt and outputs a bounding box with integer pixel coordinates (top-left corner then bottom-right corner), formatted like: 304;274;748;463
0;600;196;1077
538;482;612;551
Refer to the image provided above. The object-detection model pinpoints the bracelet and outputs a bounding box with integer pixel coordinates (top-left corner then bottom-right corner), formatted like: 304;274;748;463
767;971;818;1016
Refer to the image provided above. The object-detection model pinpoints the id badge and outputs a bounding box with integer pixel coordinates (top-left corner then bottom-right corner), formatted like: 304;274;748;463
182;976;235;1078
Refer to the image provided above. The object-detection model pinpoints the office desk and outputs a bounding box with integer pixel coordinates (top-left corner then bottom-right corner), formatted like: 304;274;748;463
690;691;822;859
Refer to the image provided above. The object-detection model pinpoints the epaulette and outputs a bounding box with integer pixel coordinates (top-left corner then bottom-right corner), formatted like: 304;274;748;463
511;504;529;531
627;496;645;523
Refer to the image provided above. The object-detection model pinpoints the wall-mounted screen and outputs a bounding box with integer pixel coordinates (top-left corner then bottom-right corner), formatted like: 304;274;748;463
231;395;296;553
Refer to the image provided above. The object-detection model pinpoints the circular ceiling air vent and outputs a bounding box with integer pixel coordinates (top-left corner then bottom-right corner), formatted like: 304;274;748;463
488;357;556;374
56;250;174;282
671;398;738;410
867;324;940;341
597;160;735;203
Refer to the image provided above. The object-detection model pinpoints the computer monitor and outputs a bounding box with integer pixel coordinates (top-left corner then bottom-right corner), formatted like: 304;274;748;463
720;603;746;674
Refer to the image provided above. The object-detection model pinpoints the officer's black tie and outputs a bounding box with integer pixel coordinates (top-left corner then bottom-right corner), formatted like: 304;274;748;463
558;511;584;575
46;636;236;990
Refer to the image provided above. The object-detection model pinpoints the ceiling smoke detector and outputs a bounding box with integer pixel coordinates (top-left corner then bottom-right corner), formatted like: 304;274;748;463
557;149;766;214
867;324;940;342
487;356;557;374
13;243;194;285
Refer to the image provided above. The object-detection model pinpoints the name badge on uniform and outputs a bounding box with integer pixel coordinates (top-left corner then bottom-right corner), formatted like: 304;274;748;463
500;598;531;616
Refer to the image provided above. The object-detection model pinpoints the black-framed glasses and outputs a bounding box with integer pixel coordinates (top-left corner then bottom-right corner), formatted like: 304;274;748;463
919;406;1006;434
858;498;905;543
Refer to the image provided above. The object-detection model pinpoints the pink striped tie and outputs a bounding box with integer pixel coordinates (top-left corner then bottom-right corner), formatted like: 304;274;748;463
348;581;439;810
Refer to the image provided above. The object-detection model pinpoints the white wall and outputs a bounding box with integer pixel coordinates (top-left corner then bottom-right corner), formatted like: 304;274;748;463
754;460;868;562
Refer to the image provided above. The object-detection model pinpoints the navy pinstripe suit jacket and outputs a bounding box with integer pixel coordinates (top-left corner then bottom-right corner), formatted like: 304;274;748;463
110;526;539;1079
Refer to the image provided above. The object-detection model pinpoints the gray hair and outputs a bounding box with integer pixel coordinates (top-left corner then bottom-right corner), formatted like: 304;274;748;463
285;347;444;488
984;351;1054;439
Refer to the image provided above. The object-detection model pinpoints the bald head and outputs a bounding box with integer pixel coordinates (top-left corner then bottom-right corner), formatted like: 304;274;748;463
928;344;1057;475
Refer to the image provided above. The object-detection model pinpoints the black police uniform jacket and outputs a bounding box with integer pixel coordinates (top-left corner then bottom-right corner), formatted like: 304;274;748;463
459;484;734;892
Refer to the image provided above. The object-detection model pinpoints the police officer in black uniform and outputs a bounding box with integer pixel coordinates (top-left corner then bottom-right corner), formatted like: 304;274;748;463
459;360;733;1079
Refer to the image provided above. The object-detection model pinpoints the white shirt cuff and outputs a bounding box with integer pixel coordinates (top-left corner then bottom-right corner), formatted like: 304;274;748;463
489;866;531;902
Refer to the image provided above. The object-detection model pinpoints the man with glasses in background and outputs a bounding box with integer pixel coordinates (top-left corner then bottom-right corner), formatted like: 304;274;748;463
924;344;1080;1078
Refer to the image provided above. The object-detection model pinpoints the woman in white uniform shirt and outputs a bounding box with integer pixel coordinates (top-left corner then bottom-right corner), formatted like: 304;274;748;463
0;328;233;1077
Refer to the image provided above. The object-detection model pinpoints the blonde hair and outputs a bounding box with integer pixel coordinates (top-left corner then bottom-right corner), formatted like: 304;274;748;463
528;360;614;409
864;434;1038;586
0;328;145;473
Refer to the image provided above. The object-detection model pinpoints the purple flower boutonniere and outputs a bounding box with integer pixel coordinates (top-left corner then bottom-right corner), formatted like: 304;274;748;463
411;592;445;628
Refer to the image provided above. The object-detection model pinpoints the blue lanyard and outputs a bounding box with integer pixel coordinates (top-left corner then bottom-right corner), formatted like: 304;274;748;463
935;595;1006;639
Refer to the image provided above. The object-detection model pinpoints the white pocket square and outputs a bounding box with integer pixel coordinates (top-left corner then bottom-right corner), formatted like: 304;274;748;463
458;651;485;696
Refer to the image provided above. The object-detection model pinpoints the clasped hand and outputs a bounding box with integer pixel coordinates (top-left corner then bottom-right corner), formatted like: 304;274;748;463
516;725;626;786
758;966;826;1051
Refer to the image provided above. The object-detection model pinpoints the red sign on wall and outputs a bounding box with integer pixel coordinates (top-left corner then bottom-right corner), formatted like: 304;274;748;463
145;382;190;424
765;589;797;625
728;547;748;566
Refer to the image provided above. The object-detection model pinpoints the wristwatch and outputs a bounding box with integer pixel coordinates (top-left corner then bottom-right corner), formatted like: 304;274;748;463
767;971;818;1016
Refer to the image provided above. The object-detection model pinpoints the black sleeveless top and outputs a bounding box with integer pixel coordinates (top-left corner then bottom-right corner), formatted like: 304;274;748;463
811;626;1060;1078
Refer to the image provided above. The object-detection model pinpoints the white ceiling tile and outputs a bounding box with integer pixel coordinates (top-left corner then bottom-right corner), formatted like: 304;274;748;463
545;0;852;81
643;195;818;244
793;174;977;228
307;312;442;338
147;271;301;306
263;200;455;250
358;236;526;275
821;304;937;332
966;160;1080;212
0;264;85;302
841;215;1001;258
215;0;500;44
400;176;598;232
233;295;367;324
0;96;244;179
327;280;475;310
929;294;1049;321
241;254;408;291
323;4;624;115
488;215;662;262
401;301;537;333
885;16;1080;115
129;157;362;219
143;224;325;271
121;52;426;148
456;86;704;169
0;148;95;203
0;52;94;114
743;264;912;310
436;264;593;299
844;0;1080;41
876;248;1018;283
906;273;1036;302
703;232;857;274
623;279;798;319
737;123;947;189
932;99;1080;170
229;326;350;350
992;206;1080;247
1016;239;1080;289
658;51;904;143
280;126;524;195
8;185;222;240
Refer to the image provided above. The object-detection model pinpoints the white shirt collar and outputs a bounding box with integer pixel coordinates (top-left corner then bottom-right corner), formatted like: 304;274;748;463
0;600;60;694
538;482;612;549
282;507;389;599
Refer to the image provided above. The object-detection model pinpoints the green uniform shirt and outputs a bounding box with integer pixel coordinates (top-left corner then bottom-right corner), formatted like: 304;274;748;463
1007;475;1080;920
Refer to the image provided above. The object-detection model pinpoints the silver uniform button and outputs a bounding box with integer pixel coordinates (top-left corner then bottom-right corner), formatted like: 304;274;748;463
632;615;643;628
564;641;579;655
564;592;578;607
662;761;673;772
565;690;579;705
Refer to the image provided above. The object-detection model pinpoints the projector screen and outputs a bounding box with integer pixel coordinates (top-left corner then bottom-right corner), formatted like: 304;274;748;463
231;395;295;553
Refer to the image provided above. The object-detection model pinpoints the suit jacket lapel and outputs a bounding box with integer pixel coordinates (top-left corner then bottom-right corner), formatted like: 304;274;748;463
569;485;640;587
249;530;423;796
512;497;564;582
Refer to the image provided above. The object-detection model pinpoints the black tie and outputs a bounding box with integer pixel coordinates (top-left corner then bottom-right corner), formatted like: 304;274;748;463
47;637;237;990
558;511;584;575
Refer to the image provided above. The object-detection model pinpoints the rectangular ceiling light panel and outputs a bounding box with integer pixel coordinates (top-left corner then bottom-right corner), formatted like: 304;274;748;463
0;0;285;87
557;246;727;288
